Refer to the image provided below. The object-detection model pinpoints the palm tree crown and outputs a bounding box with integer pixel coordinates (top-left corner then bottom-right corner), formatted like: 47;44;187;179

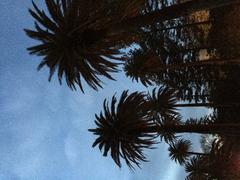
124;49;156;86
89;88;240;169
185;155;209;180
89;91;157;169
25;0;142;92
168;139;192;165
146;87;179;120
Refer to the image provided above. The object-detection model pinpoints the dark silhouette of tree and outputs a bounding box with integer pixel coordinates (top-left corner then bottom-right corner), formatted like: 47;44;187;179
208;4;240;59
25;0;239;91
185;155;210;180
25;0;143;92
168;139;207;165
123;1;240;103
89;91;156;169
184;139;237;180
89;90;240;169
125;49;239;75
103;0;240;31
145;87;236;119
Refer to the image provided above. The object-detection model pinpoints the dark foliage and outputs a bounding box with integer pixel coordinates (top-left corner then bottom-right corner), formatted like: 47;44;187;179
146;87;179;120
185;138;236;179
25;0;143;92
157;115;181;144
89;91;157;169
168;139;192;165
185;155;209;180
124;49;155;86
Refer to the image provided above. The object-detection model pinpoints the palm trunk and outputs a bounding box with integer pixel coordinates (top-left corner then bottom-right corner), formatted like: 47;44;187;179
114;0;239;30
157;20;212;32
187;152;208;156
173;103;235;108
74;0;238;35
144;59;240;73
144;101;235;109
144;124;240;135
174;46;213;54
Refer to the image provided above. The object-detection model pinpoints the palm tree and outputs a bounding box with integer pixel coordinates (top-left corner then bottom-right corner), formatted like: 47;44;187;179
184;138;236;180
109;0;240;31
184;155;210;180
145;87;236;118
89;91;157;169
25;0;239;91
124;49;240;87
89;90;240;168
25;0;142;92
185;153;235;180
126;50;240;73
168;139;207;165
187;156;240;180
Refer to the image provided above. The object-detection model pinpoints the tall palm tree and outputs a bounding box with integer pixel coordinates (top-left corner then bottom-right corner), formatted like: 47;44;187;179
25;0;239;91
124;49;240;86
89;90;240;168
25;0;143;92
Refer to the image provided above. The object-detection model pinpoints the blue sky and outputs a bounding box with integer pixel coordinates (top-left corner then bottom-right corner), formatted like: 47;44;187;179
0;1;209;179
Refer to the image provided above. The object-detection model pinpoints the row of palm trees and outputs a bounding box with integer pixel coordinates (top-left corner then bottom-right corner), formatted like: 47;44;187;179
124;0;240;104
25;0;240;92
89;87;240;169
25;0;240;179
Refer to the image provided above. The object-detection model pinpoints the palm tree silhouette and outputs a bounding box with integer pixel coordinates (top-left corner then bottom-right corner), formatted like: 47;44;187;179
89;91;157;169
124;49;240;87
184;155;210;180
25;0;239;91
126;49;240;73
145;87;236;118
25;0;142;92
168;139;207;165
89;90;240;168
184;138;236;179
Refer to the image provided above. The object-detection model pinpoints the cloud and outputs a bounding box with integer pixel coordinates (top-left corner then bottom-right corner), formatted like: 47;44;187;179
13;153;43;179
64;129;130;180
64;132;80;167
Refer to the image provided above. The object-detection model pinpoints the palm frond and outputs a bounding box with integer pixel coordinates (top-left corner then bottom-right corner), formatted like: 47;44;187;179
146;87;179;120
89;90;157;169
168;139;192;165
185;138;235;179
185;113;217;125
157;115;181;144
209;138;233;165
124;49;156;86
25;0;143;92
185;156;209;180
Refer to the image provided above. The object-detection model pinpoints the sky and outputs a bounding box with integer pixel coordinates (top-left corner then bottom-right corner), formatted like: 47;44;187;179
0;1;209;180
